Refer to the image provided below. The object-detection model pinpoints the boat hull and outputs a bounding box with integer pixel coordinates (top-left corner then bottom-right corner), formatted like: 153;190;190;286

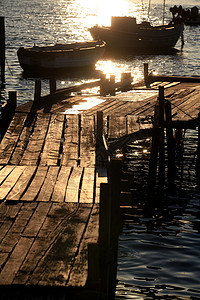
89;24;184;53
17;41;106;72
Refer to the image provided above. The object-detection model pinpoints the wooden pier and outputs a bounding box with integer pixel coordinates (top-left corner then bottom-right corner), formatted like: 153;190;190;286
1;66;200;299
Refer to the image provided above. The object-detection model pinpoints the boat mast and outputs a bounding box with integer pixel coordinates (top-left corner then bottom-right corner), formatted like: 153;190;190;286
162;0;166;25
147;0;151;22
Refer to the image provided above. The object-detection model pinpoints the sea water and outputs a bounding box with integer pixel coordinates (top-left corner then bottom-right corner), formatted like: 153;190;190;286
0;0;200;299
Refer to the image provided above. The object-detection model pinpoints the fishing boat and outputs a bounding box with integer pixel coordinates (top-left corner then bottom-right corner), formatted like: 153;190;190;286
17;40;106;72
89;16;184;53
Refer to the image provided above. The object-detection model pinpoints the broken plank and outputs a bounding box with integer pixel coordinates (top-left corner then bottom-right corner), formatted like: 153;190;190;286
65;167;83;203
21;166;48;201
51;166;71;203
79;168;95;203
0;113;27;164
40;114;65;166
6;166;37;201
0;166;26;200
36;166;60;202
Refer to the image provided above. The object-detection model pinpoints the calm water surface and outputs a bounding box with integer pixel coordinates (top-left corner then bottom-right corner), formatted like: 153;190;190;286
0;0;200;299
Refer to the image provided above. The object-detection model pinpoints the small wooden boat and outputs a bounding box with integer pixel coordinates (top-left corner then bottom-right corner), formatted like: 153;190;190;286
17;40;106;72
89;17;184;53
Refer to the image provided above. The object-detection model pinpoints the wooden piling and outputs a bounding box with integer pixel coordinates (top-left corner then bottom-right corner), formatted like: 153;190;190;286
0;16;5;84
144;63;149;87
121;72;132;92
99;159;121;300
49;79;56;94
165;100;176;193
196;112;200;179
100;73;108;96
158;85;165;190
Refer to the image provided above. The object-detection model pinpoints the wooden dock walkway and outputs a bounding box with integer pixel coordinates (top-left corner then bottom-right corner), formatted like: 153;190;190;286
1;71;200;299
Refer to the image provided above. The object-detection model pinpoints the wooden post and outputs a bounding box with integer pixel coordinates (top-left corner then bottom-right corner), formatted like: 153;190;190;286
49;79;56;94
34;80;41;103
0;17;5;84
109;75;116;96
99;158;121;299
144;63;149;87
8;91;17;113
100;73;108;96
78;114;81;165
148;102;159;192
165;100;176;194
196;112;200;179
158;86;165;191
87;243;100;288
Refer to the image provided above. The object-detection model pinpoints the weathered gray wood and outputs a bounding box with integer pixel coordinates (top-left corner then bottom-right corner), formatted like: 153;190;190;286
0;113;27;164
36;166;60;201
51;166;71;202
20;113;50;165
6;166;37;201
40;114;64;166
0;166;26;200
21;166;48;201
65;167;83;202
68;204;99;287
79;168;95;203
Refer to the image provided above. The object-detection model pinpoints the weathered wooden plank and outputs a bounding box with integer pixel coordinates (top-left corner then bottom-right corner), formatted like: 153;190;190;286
0;202;37;253
79;115;95;167
14;203;78;285
0;236;34;285
51;166;71;202
108;115;127;139
6;166;36;201
0;112;27;164
0;202;22;243
0;166;26;200
40;114;64;166
61;115;79;166
0;165;15;185
36;166;60;202
65;167;83;202
79;168;95;203
67;204;99;287
23;202;52;237
20;113;50;165
28;204;92;286
9;113;36;165
21;166;48;201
